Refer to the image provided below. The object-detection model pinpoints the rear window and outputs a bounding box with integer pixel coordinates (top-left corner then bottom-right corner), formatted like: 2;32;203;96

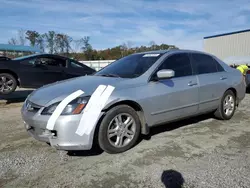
191;53;218;74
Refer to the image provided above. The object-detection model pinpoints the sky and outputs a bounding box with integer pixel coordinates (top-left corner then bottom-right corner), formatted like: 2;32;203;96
0;0;250;50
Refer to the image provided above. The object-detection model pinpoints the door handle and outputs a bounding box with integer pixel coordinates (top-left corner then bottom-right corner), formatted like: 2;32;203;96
188;81;198;86
220;76;227;80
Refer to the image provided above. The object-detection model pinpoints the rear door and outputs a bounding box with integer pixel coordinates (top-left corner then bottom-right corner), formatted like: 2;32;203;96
191;53;228;112
148;53;199;124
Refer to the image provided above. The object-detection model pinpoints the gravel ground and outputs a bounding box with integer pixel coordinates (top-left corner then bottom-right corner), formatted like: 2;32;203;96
1;89;250;188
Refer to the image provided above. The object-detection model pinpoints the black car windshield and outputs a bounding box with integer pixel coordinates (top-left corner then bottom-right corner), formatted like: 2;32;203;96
94;53;163;78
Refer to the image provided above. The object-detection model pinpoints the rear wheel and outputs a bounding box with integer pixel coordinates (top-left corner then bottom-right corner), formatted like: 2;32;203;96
98;105;141;154
214;90;236;120
0;73;17;95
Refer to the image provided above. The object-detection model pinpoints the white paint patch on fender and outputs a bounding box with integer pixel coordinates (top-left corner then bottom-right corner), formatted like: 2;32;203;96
46;90;84;130
75;85;115;136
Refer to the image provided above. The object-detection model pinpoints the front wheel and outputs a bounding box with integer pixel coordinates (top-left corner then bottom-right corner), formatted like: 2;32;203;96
98;105;141;154
0;73;17;95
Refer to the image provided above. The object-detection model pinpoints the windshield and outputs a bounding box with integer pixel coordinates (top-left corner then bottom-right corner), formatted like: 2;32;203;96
13;54;40;60
94;53;163;78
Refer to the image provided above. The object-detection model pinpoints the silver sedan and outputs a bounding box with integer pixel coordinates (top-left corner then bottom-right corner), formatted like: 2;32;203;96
21;49;246;154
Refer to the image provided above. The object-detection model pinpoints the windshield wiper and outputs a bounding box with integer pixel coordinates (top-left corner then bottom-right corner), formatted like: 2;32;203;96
98;74;120;78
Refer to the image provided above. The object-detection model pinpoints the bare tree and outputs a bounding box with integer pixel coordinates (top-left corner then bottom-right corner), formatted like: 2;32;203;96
8;29;27;45
44;31;56;54
36;34;45;52
81;36;93;60
18;29;26;45
8;37;18;45
71;38;85;53
149;41;156;50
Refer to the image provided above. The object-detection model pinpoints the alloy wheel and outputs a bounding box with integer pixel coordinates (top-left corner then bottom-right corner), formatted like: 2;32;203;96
223;94;235;116
107;113;136;148
0;76;14;93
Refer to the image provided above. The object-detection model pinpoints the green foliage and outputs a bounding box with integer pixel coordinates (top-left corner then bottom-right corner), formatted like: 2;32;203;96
8;29;178;60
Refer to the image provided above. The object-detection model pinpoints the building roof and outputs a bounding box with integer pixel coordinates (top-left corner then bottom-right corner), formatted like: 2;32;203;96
0;43;41;52
204;29;250;39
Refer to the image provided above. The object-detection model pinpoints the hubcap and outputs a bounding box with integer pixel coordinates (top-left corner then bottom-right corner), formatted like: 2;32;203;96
223;95;235;116
0;76;14;93
107;113;136;148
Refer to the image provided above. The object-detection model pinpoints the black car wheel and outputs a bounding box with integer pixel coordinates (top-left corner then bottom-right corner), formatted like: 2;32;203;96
0;73;17;95
98;105;141;154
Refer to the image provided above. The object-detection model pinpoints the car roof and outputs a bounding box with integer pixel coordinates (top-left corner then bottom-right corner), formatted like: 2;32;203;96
135;49;213;56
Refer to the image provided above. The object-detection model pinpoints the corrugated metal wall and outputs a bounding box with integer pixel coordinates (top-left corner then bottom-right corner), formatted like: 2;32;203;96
204;31;250;60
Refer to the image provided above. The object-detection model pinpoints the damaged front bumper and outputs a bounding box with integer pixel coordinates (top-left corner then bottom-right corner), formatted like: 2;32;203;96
21;105;97;151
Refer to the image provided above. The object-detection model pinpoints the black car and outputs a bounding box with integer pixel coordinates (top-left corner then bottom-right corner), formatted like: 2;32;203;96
0;56;11;61
0;54;96;94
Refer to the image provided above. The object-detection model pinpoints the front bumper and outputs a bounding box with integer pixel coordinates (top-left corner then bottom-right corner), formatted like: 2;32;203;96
21;104;98;151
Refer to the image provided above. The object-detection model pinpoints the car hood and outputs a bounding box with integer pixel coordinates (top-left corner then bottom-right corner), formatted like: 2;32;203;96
28;75;136;106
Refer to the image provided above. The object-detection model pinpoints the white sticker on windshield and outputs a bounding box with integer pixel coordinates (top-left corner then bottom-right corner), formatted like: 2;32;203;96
143;54;160;57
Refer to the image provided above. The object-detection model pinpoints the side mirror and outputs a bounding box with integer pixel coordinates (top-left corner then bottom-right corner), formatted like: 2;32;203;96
156;69;175;79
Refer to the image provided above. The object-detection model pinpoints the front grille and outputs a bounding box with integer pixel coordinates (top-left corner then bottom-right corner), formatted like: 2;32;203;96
26;100;43;112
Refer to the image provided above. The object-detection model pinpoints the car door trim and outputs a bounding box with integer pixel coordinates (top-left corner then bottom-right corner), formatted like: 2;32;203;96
199;97;220;105
151;102;199;116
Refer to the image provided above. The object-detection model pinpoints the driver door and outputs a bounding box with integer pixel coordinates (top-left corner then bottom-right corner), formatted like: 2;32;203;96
19;56;66;88
147;53;199;125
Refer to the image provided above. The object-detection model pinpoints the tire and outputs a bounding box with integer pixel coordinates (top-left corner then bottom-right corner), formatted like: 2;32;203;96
98;105;141;154
0;73;17;95
214;90;236;120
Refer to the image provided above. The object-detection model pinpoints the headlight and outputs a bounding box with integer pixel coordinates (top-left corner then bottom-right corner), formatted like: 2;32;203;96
41;96;90;115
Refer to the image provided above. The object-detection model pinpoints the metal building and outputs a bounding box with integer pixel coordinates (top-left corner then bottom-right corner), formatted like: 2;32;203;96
0;43;41;58
203;29;250;61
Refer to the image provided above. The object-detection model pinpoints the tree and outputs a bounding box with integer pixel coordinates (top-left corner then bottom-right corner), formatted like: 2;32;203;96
8;29;27;45
63;34;72;55
149;41;156;50
25;30;40;46
44;31;56;54
8;37;18;45
18;29;26;45
71;38;85;53
36;34;45;52
81;36;93;60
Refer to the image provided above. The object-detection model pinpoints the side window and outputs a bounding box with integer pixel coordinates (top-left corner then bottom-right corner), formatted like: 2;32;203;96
28;58;36;65
192;54;217;74
70;60;94;72
157;53;192;78
71;60;83;68
37;57;66;67
214;59;225;72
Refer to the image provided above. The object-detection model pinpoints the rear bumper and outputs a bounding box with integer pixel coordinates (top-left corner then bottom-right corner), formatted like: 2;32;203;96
21;105;99;151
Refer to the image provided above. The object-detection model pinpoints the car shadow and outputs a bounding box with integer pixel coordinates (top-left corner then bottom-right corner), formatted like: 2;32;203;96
0;89;34;104
142;113;213;140
161;169;185;188
67;145;104;157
